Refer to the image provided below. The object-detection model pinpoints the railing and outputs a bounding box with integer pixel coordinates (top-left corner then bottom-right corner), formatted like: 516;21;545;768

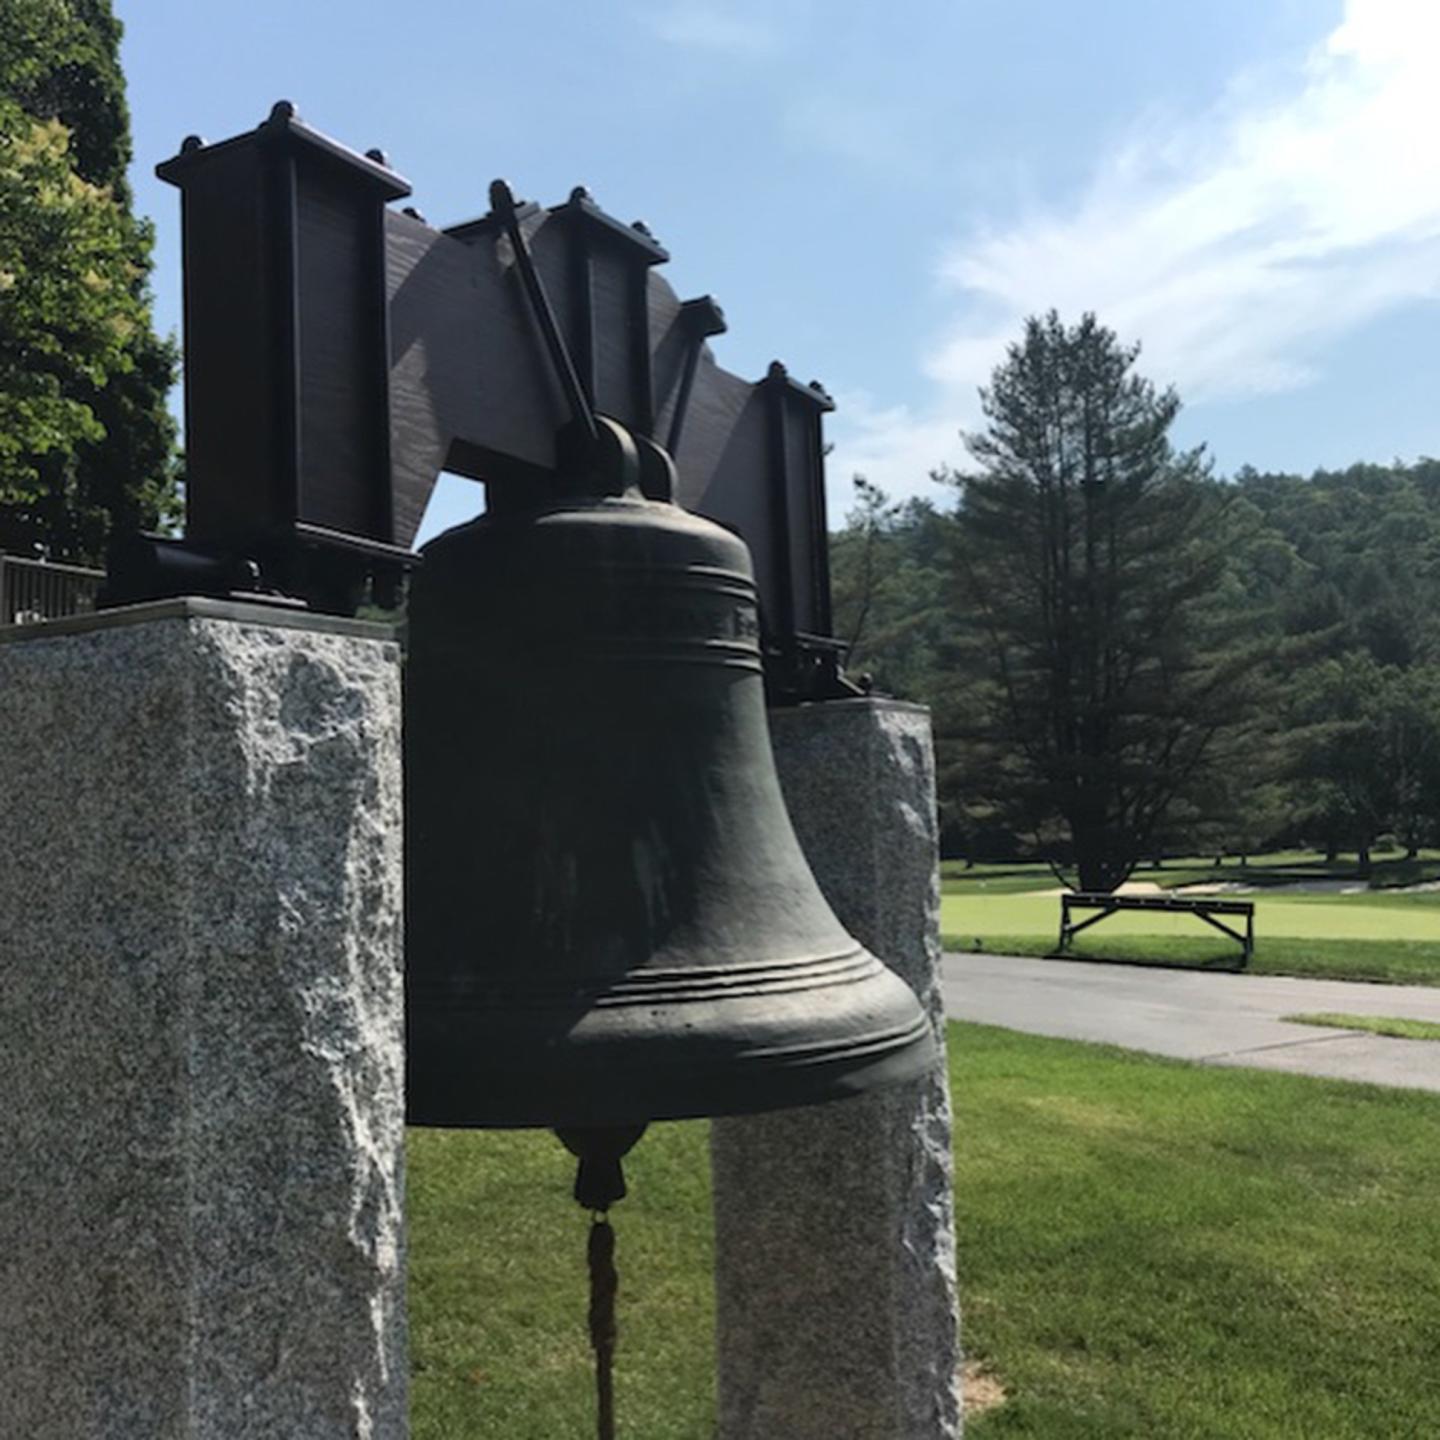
0;553;105;626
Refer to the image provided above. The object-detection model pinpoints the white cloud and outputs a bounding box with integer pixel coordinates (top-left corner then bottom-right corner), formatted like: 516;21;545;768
647;3;780;57
834;0;1440;505
824;389;969;522
936;0;1440;402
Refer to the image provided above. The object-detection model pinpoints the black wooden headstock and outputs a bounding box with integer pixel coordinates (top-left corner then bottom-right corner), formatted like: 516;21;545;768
115;102;853;701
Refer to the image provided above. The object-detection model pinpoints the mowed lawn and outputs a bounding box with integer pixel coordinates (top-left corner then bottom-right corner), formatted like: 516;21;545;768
940;890;1440;985
408;1023;1440;1439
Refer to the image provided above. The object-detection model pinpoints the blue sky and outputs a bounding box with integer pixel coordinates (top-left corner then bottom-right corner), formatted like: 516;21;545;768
116;0;1440;539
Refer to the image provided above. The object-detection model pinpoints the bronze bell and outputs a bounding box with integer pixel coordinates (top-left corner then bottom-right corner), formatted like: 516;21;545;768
404;418;934;1132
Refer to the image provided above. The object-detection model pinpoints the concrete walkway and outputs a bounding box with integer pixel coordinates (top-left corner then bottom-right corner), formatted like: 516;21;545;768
942;952;1440;1093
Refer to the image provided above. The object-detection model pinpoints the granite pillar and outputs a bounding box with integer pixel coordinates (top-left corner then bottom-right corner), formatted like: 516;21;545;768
0;600;407;1439
710;698;961;1438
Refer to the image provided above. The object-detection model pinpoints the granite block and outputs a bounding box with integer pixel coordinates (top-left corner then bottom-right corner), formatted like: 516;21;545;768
0;603;406;1438
711;698;961;1438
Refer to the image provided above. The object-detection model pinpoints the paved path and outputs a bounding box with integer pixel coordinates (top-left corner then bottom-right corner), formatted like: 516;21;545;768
942;952;1440;1093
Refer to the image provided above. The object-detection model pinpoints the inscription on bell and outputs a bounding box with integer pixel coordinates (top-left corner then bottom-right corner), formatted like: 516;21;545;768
602;591;760;648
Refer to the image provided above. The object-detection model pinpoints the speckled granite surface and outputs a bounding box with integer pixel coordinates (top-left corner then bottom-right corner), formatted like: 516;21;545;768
711;699;962;1439
0;604;406;1438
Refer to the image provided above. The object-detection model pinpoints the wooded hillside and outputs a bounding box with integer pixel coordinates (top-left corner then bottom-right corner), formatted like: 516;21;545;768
832;456;1440;871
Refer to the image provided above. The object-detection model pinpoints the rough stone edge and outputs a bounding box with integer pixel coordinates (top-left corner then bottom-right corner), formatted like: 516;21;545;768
711;699;962;1438
0;612;408;1438
804;701;961;1437
180;615;408;1438
0;595;397;647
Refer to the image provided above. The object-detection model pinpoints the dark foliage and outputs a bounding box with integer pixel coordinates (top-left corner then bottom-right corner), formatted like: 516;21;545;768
831;317;1440;877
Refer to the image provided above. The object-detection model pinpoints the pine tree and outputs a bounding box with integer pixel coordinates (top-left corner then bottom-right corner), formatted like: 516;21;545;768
0;0;177;563
950;311;1266;891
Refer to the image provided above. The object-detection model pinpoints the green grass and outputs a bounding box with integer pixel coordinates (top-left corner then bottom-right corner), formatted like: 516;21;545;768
941;849;1440;896
940;889;1440;985
408;1124;716;1438
1286;890;1440;911
408;1023;1440;1438
954;1025;1440;1437
940;862;1074;894
942;891;1440;940
1284;1012;1440;1041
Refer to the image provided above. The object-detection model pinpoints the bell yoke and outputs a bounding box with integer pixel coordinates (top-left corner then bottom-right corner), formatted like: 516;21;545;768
126;99;935;1156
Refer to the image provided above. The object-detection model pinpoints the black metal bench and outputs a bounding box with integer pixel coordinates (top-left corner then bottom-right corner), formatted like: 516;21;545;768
1058;892;1255;964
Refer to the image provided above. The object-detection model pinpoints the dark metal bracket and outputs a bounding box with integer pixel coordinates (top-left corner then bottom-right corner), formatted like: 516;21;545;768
490;179;597;447
666;297;727;456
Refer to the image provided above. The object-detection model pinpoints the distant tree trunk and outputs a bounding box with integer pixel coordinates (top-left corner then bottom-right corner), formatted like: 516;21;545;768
1325;838;1338;863
1357;846;1372;879
1073;825;1132;892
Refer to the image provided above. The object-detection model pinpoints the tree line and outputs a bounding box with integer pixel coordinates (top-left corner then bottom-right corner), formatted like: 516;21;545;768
832;313;1440;887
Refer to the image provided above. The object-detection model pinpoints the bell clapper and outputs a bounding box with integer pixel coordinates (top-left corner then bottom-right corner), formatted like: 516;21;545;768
554;1125;648;1440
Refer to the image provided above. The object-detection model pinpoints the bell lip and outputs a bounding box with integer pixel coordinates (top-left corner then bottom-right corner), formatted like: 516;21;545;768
403;1013;940;1130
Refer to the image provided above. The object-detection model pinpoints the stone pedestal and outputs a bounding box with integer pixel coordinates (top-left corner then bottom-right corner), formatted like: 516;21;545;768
0;600;407;1439
711;698;961;1439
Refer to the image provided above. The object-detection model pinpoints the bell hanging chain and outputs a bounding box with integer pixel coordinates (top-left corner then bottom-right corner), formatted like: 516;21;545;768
588;1214;619;1440
552;1124;646;1440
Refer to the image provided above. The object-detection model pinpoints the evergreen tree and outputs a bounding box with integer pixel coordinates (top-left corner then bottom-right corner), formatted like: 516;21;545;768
0;0;177;564
948;311;1265;891
1284;656;1440;870
830;478;952;702
827;441;1440;867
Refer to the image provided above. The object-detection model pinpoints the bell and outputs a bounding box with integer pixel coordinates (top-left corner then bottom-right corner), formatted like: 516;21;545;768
404;419;934;1132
